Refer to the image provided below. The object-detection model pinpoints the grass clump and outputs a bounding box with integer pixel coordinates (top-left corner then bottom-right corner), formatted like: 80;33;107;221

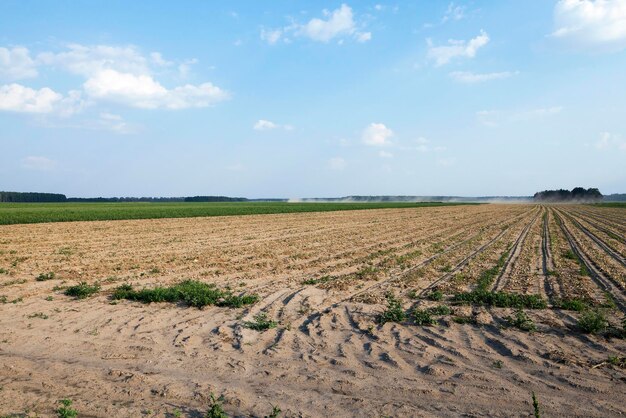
205;393;227;418
532;392;541;418
378;294;406;324
0;295;6;304
36;272;56;281
28;312;49;320
265;405;282;418
552;297;589;311
577;309;608;334
427;305;452;316
506;310;536;332
0;268;7;274
112;280;258;309
412;308;437;326
64;282;100;299
302;275;332;285
426;289;443;301
243;313;278;331
452;290;547;309
56;399;78;418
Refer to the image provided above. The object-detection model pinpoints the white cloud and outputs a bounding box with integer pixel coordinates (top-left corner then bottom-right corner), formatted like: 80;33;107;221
261;4;371;44
595;131;626;151
150;52;173;67
21;156;57;171
0;47;38;81
442;3;466;23
449;70;518;83
329;157;346;170
261;28;283;45
552;0;626;50
362;123;393;146
253;119;293;131
83;69;228;109
299;4;357;42
356;32;372;42
38;44;150;77
477;106;563;127
427;30;490;66
0;83;62;113
378;150;393;158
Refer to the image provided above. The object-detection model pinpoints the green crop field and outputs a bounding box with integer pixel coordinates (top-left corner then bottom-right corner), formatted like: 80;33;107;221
0;201;476;225
591;202;626;208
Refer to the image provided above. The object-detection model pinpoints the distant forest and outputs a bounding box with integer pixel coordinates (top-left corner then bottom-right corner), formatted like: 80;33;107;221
533;187;603;202
0;192;250;203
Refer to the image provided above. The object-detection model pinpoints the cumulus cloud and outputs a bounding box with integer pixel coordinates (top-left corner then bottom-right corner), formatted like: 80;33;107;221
21;156;57;171
0;83;83;115
83;69;228;109
362;123;393;146
329;157;347;170
261;4;371;44
449;70;518;83
261;28;283;45
0;47;38;81
552;0;626;50
378;150;393;158
427;30;490;66
442;3;466;23
253;119;293;131
595;131;626;151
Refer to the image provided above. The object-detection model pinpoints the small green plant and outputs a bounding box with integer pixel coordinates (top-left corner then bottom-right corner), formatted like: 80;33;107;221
426;290;443;301
378;294;406;324
205;393;227;418
243;313;278;331
506;310;536;332
607;355;625;367
552;297;589;312
28;312;49;319
45;296;54;301
56;399;78;418
0;268;7;274
302;275;332;285
36;272;56;281
452;290;546;309
452;316;475;325
112;280;258;309
427;305;452;316
577;309;608;334
265;405;282;418
492;360;503;369
532;392;540;418
64;282;100;299
411;308;436;326
562;250;576;260
0;295;7;304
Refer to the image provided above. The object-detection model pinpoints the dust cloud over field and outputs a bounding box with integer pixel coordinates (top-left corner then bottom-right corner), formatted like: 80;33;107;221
1;205;625;417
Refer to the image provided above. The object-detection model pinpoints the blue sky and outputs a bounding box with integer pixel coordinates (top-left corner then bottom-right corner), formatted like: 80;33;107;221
1;0;625;198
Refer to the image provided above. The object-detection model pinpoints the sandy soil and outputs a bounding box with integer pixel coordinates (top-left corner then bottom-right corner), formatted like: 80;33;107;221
0;205;625;417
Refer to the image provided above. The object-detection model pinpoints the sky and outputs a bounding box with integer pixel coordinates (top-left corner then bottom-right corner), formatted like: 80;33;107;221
1;0;625;198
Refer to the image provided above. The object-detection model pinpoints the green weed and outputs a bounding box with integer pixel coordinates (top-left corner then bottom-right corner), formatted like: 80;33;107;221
426;290;443;301
452;290;547;309
506;310;536;332
56;399;78;418
577;310;608;334
243;313;278;331
302;276;332;285
113;280;258;309
36;272;56;281
412;308;436;326
64;282;101;299
378;294;406;324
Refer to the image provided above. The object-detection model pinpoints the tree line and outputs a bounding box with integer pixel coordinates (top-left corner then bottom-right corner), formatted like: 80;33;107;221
533;187;603;202
0;192;250;203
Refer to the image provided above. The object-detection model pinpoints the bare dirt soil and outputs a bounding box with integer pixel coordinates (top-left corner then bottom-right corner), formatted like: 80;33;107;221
1;205;625;417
